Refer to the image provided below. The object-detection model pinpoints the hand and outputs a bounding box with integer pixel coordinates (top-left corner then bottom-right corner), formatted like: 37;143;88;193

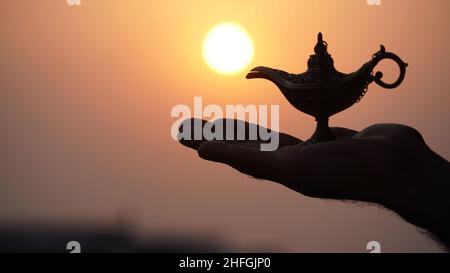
179;119;450;248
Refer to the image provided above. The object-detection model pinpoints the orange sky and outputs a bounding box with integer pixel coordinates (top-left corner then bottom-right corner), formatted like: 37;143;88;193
1;0;449;252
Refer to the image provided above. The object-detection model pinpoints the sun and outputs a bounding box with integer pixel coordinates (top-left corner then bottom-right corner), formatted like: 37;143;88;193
203;22;254;75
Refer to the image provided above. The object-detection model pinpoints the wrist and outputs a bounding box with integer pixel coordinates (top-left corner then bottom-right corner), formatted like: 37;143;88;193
388;155;450;248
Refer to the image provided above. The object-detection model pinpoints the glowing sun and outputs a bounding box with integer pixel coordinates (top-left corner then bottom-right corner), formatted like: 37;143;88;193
203;22;254;75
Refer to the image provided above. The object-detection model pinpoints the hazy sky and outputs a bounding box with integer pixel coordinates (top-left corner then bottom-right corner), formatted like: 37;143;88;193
1;0;449;252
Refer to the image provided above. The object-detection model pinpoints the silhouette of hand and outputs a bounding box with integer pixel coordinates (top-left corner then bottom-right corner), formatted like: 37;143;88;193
179;119;450;248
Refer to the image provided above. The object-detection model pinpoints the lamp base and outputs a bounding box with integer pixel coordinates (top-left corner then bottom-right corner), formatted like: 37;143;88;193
303;118;335;145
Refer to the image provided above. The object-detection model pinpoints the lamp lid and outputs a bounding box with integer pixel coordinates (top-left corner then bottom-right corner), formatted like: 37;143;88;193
306;33;339;81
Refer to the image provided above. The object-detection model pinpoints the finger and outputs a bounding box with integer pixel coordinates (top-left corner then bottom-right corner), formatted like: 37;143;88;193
178;118;266;150
219;118;302;147
179;118;302;150
178;118;209;149
197;141;280;181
